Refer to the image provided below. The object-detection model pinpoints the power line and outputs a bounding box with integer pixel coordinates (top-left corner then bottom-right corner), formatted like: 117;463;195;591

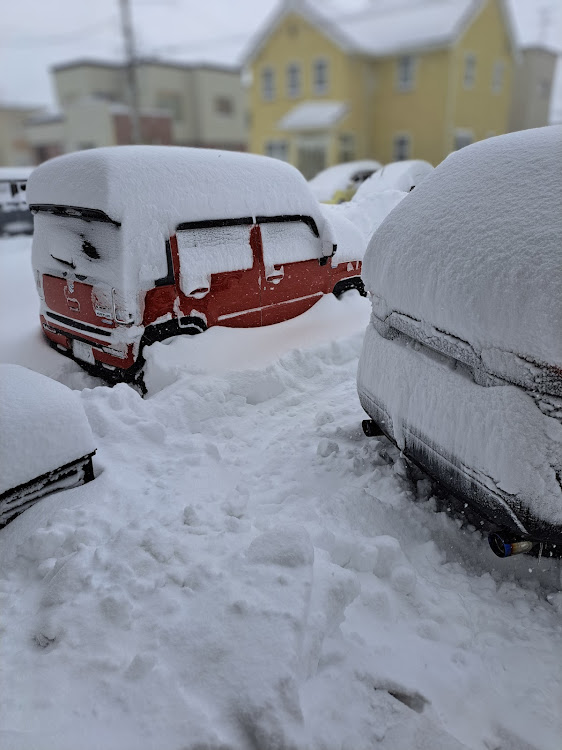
2;17;118;48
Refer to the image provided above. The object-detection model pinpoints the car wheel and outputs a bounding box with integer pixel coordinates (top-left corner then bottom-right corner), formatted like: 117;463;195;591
333;277;366;298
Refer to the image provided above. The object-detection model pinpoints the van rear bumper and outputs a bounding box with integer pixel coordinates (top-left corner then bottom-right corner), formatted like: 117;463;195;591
40;314;139;375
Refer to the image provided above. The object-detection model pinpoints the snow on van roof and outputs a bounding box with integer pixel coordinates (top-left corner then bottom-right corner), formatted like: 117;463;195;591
362;126;562;366
27;146;322;227
28;146;330;289
0;166;34;182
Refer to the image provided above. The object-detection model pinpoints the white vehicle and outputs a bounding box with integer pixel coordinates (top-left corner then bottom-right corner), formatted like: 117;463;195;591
357;126;562;558
0;166;34;236
0;364;95;524
308;159;382;203
353;159;433;199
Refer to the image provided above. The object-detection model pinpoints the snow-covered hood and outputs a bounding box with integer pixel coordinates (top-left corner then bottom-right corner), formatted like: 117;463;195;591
362;126;562;367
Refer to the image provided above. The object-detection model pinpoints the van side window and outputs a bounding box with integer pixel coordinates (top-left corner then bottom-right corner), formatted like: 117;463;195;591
176;223;254;297
259;219;321;271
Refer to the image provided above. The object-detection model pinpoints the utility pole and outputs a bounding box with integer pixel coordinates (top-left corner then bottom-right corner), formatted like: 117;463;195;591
119;0;142;144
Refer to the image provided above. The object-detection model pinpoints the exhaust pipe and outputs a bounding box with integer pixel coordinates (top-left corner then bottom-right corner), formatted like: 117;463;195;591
362;419;384;437
488;532;536;558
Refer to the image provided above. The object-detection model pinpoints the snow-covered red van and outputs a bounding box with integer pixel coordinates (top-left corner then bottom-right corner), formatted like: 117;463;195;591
28;147;364;384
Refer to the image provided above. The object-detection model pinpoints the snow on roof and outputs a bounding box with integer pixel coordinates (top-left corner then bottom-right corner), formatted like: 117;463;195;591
334;0;481;56
245;0;489;62
362;125;562;366
278;101;348;131
0;365;95;495
27;146;323;227
308;159;382;202
0;166;34;182
28;146;332;289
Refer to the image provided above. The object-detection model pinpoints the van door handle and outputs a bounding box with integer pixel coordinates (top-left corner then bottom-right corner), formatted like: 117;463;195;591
186;288;210;298
265;266;284;284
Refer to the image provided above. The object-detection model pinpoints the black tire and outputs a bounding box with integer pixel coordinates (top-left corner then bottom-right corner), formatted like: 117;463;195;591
333;277;366;298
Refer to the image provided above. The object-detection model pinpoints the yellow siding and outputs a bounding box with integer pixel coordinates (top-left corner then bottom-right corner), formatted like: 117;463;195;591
249;13;376;165
451;0;513;148
248;0;514;172
372;50;451;165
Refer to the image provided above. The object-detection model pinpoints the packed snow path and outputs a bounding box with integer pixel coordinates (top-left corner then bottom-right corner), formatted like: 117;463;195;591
1;237;561;750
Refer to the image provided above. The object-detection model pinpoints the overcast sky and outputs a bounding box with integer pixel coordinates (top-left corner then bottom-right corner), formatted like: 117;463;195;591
1;0;561;119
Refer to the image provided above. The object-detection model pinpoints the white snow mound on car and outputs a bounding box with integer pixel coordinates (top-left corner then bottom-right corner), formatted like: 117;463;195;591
362;125;562;366
0;364;95;494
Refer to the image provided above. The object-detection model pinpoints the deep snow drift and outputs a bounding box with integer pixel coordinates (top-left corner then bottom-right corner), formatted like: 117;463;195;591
0;236;561;750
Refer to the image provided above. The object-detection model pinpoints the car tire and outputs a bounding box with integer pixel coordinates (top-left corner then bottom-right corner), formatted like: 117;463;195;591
333;277;366;298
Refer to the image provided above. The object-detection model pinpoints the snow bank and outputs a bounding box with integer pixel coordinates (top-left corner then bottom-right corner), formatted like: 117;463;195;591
28;146;334;289
362;126;562;366
0;364;95;494
1;330;560;750
308;159;382;202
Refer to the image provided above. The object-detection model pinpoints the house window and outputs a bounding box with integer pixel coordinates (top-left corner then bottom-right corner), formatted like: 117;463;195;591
215;96;234;116
286;63;301;98
156;92;183;121
396;56;416;91
454;130;473;150
491;61;504;93
464;53;477;89
338;134;355;163
393;133;411;161
262;67;275;101
539;78;550;98
313;59;329;95
265;140;288;161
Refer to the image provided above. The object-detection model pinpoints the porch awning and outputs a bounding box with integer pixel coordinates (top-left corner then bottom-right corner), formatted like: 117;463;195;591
278;101;348;132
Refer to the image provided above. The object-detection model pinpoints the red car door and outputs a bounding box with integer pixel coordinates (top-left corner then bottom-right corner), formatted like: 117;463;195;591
257;216;328;326
174;219;263;328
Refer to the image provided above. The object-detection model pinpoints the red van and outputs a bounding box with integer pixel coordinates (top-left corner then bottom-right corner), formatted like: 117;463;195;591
28;147;364;384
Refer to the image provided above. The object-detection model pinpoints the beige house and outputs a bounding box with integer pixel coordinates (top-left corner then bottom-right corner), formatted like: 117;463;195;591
509;46;558;132
25;59;248;163
0;105;38;165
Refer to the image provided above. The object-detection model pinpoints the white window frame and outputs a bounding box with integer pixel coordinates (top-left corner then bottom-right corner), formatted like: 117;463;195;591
265;140;289;162
338;133;355;163
393;132;411;161
464;53;477;90
313;58;329;96
396;55;416;92
261;67;275;102
454;129;473;151
491;60;504;94
286;62;301;99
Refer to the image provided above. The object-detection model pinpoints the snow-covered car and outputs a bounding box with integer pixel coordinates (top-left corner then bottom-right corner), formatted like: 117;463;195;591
0;167;34;236
308;159;382;203
353;159;433;199
357;126;562;557
28;147;365;384
0;364;96;525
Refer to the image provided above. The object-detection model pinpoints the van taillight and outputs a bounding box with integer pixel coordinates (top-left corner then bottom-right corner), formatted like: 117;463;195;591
112;289;135;325
35;270;44;299
92;287;113;320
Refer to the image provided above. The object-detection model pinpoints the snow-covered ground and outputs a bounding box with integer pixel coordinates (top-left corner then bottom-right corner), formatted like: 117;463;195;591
1;235;561;750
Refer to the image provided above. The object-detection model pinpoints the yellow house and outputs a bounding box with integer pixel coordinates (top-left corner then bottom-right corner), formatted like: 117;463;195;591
245;0;516;177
